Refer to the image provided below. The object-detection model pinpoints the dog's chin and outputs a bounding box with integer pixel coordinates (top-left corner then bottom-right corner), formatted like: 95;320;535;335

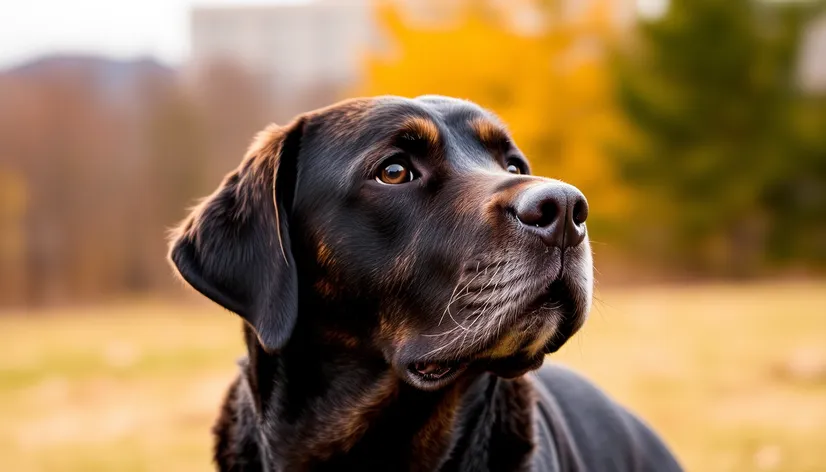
397;276;590;391
397;343;551;391
484;352;547;379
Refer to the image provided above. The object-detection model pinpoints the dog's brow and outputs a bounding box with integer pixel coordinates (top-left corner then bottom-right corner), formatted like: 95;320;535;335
399;116;441;148
469;117;510;150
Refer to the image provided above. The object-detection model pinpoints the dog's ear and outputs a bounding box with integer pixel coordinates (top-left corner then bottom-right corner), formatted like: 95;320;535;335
168;118;305;352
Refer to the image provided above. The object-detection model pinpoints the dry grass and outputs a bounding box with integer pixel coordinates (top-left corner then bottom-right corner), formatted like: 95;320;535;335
2;282;825;471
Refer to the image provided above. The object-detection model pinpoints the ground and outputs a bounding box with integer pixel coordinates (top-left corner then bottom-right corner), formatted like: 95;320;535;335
2;282;825;471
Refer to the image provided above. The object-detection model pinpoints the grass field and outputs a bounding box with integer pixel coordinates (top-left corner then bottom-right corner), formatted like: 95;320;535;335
2;282;825;471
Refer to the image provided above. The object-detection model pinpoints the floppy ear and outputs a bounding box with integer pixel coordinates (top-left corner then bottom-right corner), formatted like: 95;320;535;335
168;118;304;352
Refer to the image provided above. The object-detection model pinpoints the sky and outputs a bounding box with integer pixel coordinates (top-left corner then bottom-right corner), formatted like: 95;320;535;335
0;0;667;70
0;0;309;69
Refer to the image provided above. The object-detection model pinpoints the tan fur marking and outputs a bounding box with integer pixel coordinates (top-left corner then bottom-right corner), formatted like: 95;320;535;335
470;117;509;149
378;317;393;341
402;116;440;146
486;331;522;358
306;371;399;459
525;328;556;356
411;386;462;469
378;315;414;349
483;178;541;223
317;241;334;268
314;278;337;298
394;324;414;347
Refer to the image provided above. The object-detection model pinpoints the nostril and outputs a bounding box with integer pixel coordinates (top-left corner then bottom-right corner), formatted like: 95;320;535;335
515;200;559;228
536;201;558;227
572;199;588;225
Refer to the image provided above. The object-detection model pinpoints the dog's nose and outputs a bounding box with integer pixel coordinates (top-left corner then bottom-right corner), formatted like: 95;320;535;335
514;182;588;248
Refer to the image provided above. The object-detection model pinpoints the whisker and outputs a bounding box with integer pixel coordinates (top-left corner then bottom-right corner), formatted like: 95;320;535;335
437;262;485;328
421;325;462;338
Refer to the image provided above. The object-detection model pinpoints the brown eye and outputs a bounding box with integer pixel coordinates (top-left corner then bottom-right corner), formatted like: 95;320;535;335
377;162;413;185
506;163;522;174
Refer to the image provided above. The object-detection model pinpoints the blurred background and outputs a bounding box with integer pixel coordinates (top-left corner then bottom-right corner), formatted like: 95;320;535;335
1;0;825;470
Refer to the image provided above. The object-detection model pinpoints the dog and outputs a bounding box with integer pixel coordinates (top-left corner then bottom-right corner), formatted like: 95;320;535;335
169;95;682;471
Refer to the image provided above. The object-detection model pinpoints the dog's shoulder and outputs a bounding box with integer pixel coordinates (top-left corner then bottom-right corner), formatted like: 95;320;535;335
529;363;682;472
213;373;265;472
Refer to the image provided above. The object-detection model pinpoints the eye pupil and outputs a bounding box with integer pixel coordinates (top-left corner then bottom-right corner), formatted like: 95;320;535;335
378;162;411;184
507;164;521;174
386;164;404;179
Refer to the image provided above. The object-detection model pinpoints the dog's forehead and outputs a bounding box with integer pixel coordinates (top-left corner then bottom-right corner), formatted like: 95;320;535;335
316;95;505;142
411;95;490;122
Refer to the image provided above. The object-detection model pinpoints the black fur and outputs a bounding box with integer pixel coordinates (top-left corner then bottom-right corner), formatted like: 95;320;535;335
169;96;682;471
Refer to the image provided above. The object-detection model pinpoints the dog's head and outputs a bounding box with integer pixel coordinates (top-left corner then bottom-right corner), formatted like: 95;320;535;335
170;96;593;390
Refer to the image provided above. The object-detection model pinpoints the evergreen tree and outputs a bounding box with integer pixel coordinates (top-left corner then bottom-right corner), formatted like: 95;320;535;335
614;0;826;275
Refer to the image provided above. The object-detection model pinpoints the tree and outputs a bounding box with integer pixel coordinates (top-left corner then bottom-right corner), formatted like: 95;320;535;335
614;0;826;275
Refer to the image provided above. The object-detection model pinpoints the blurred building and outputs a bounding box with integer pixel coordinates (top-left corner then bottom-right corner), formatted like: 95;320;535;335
190;0;374;120
189;0;641;121
801;12;826;93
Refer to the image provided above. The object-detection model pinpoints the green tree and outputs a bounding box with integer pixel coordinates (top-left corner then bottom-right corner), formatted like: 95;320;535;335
614;0;826;276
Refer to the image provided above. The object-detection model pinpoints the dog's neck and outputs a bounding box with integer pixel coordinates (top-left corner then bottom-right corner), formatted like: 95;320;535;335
236;325;536;471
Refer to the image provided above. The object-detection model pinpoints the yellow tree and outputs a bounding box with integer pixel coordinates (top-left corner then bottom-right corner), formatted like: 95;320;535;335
363;0;632;228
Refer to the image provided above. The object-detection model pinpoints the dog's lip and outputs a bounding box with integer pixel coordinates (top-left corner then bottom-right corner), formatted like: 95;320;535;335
402;359;470;390
411;360;461;379
404;352;545;387
408;358;469;378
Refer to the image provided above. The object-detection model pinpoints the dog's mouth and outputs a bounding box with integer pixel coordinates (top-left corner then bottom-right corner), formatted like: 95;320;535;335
399;276;588;391
404;354;545;390
411;360;461;379
406;359;470;390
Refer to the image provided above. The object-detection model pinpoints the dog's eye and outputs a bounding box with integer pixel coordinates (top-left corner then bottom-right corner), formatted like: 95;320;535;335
376;162;414;185
506;159;526;175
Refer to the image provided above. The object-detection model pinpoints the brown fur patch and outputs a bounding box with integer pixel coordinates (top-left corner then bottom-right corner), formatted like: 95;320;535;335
486;331;522;358
401;116;441;147
305;371;399;459
378;316;393;340
314;278;337;298
317;240;334;268
470;117;509;150
483;178;541;224
378;314;414;349
410;386;463;471
393;324;414;347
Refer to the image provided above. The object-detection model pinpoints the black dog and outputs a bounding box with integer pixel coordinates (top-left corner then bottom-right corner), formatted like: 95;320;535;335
169;96;682;471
